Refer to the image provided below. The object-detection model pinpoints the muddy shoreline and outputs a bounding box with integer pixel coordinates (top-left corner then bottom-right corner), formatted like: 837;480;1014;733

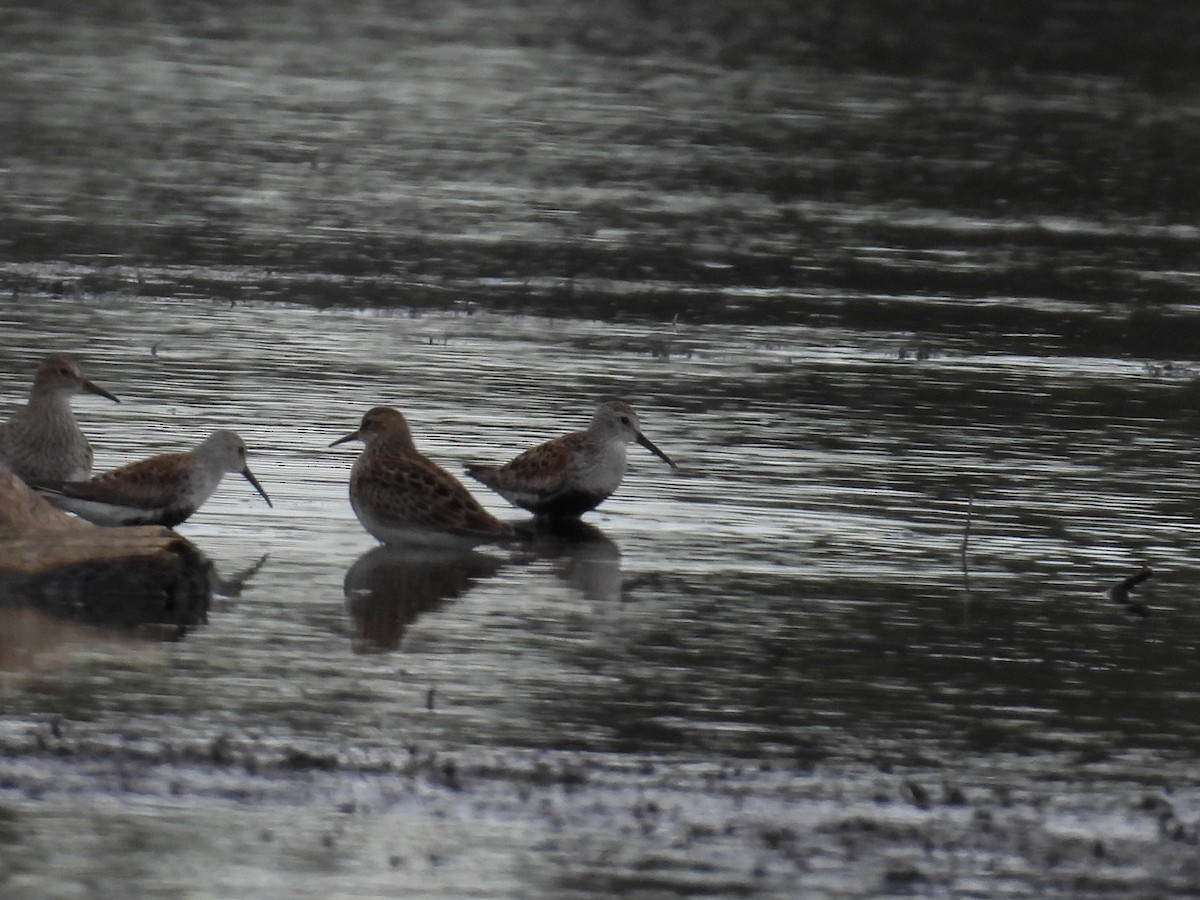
3;721;1199;897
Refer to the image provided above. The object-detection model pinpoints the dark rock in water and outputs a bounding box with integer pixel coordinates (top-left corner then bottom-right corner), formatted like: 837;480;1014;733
0;465;211;630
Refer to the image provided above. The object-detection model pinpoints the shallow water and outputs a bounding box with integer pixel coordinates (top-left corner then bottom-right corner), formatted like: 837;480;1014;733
3;289;1199;896
3;2;1200;897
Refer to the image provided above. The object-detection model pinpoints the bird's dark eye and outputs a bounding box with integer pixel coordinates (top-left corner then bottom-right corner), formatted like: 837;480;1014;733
620;416;631;425
58;367;71;376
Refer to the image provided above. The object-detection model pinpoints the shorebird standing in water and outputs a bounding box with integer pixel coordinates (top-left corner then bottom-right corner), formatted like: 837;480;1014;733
465;399;677;519
0;353;119;485
39;430;272;527
330;406;515;548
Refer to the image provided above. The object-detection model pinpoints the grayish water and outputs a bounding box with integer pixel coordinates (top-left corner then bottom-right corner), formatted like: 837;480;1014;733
3;2;1200;897
3;289;1199;896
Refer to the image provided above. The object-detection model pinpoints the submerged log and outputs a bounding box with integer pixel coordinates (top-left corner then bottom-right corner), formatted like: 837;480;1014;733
0;466;211;630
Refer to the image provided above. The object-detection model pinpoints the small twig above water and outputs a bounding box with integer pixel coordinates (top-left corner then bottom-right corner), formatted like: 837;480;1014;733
960;491;974;597
1107;563;1152;617
211;552;271;598
960;492;973;562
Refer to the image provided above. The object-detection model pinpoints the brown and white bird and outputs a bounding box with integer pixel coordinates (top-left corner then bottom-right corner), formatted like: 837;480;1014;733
330;406;515;548
0;353;119;485
465;399;677;519
39;430;272;528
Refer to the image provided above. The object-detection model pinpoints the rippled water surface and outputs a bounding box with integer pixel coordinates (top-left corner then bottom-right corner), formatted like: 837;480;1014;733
3;2;1200;898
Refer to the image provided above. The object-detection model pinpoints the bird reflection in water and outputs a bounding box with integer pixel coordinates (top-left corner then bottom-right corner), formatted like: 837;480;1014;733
343;546;505;653
524;519;622;605
343;522;621;653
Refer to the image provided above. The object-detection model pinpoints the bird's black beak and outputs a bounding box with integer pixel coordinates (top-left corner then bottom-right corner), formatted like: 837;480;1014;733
636;432;677;470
